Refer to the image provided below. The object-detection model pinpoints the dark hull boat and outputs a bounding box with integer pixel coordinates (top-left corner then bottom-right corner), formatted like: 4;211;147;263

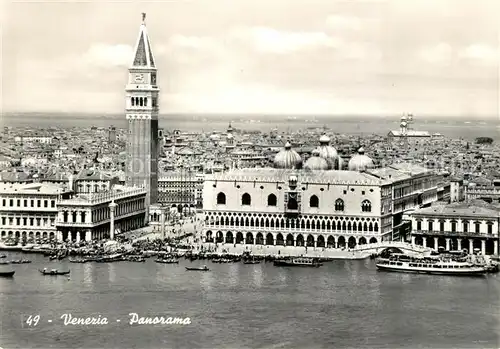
0;270;15;277
39;269;71;276
273;257;323;267
185;266;209;271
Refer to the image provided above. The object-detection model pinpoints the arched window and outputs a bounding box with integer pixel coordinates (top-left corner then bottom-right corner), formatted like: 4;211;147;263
139;97;144;107
242;193;251;206
131;98;135;106
216;192;226;205
267;194;277;206
309;195;319;208
335;198;344;211
144;97;148;106
361;199;371;212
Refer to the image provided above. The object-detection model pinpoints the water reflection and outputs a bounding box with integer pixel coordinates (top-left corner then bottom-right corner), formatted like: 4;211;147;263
108;263;116;283
83;263;93;287
252;266;263;288
200;271;214;290
227;263;240;287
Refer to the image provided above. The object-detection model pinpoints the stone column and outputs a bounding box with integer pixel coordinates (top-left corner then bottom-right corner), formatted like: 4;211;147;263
494;239;498;256
423;236;427;247
469;239;473;254
434;237;439;251
160;208;166;239
458;239;462;251
481;240;486;255
56;231;63;242
109;201;117;240
76;231;81;243
76;211;82;223
411;235;416;245
445;238;450;251
85;230;92;241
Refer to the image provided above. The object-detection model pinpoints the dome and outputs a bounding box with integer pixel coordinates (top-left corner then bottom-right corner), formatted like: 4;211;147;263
274;142;302;169
316;134;341;170
304;150;328;171
348;147;374;171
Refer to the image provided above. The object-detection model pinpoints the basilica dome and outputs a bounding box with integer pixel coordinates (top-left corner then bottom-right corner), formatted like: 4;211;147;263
304;150;329;171
315;135;341;170
274;142;302;169
348;147;374;171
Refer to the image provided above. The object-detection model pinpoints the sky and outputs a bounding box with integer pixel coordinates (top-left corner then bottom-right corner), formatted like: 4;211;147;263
2;0;499;117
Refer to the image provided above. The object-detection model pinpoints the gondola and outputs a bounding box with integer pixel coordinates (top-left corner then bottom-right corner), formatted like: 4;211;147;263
39;269;71;276
0;270;15;277
185;266;209;271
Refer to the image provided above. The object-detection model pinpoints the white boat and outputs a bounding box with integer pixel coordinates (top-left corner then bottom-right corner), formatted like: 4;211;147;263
376;254;488;276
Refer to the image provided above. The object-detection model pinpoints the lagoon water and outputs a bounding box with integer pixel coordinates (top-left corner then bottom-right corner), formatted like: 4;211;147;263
0;252;499;349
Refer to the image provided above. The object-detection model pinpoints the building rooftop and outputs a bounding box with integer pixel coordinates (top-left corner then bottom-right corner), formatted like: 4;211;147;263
412;200;500;218
0;182;69;195
208;168;388;186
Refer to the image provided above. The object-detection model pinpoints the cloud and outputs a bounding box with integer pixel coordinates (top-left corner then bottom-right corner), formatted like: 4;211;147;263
232;27;341;54
459;44;499;65
82;43;135;68
418;43;453;64
326;15;362;31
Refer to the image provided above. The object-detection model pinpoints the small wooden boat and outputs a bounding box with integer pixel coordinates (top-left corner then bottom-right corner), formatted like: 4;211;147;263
0;261;10;265
21;259;32;264
0;270;15;277
155;259;179;264
243;260;261;264
39;269;71;276
185;266;209;271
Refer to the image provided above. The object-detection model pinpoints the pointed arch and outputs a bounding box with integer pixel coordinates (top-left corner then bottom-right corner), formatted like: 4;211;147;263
317;235;325;247
361;199;372;212
216;192;226;205
335;198;344;211
267;194;277;206
242;193;251;206
266;233;274;245
309;195;319;208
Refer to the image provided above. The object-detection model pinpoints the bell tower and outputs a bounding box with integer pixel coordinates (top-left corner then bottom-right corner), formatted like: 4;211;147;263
125;13;159;222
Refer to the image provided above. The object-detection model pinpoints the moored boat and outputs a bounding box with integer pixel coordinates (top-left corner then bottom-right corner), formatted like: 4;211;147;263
155;258;179;264
0;270;15;277
376;254;488;276
273;257;323;267
243;260;260;264
185;265;209;271
39;269;71;276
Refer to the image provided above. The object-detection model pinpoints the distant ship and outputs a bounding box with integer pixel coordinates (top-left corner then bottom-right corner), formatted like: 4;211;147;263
376;254;488;276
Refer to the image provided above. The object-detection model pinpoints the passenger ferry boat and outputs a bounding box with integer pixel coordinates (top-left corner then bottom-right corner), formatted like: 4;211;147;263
376;254;488;276
273;257;323;267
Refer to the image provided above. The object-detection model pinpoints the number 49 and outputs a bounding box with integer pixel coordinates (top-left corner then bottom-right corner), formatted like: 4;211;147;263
26;315;40;327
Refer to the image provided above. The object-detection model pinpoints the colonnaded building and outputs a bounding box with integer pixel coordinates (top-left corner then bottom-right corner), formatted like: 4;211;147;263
202;138;443;249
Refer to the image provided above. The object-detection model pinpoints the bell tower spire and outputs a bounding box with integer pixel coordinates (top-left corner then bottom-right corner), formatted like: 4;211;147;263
125;14;160;224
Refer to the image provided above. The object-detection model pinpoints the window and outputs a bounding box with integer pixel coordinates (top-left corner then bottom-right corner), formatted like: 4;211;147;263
9;199;13;206
1;199;4;206
361;200;371;213
309;195;319;208
343;190;347;195
267;194;277;206
216;192;226;205
16;199;20;206
463;221;469;233
1;217;4;225
44;200;48;208
487;223;493;235
31;200;34;207
451;221;457;232
475;222;480;234
37;200;41;207
24;200;27;206
242;193;251;206
51;201;55;208
428;221;434;231
439;221;445;232
335;199;344;211
416;221;421;231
